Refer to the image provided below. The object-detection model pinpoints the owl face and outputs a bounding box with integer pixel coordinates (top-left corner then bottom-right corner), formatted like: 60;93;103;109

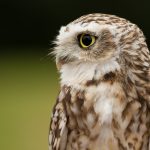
53;14;140;69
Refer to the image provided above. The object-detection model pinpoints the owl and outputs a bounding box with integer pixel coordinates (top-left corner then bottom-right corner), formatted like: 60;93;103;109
49;13;150;150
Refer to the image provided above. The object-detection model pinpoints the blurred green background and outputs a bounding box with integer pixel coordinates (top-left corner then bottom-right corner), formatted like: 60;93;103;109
0;46;59;150
0;0;149;150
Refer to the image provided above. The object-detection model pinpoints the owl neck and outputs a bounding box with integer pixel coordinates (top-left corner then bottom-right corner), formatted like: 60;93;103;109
60;59;121;88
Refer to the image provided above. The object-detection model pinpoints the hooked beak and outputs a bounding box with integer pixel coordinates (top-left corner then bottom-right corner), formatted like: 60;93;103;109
56;56;76;70
56;56;68;70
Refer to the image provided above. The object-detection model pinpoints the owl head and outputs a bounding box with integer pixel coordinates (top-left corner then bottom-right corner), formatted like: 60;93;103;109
52;13;146;69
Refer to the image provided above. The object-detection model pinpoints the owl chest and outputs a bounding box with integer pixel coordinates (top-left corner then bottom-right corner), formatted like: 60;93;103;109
64;82;123;150
62;81;149;150
60;62;127;149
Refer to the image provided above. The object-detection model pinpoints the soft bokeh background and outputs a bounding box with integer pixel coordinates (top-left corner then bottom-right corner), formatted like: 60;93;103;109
0;0;149;150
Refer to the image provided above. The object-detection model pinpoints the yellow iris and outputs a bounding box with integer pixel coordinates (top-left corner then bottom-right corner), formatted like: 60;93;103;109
79;33;96;48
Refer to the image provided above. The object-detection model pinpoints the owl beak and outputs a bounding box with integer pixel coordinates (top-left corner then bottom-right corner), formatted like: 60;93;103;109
56;61;62;70
56;56;68;70
56;56;76;70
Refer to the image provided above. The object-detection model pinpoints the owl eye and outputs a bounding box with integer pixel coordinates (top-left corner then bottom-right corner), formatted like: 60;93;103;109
78;33;96;48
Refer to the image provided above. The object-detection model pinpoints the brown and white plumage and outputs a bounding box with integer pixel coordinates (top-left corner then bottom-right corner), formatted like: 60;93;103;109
49;13;150;150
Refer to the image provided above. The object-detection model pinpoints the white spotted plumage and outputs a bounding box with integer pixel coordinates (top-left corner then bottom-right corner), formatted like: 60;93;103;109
49;13;150;150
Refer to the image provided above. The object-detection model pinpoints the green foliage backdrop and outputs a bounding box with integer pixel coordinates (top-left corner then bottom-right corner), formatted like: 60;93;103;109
0;47;58;150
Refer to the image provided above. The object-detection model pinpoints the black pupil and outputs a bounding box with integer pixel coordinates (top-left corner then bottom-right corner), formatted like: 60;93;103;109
82;34;92;46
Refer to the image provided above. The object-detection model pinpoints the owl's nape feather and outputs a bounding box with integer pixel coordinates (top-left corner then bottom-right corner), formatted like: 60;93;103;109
49;13;150;150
